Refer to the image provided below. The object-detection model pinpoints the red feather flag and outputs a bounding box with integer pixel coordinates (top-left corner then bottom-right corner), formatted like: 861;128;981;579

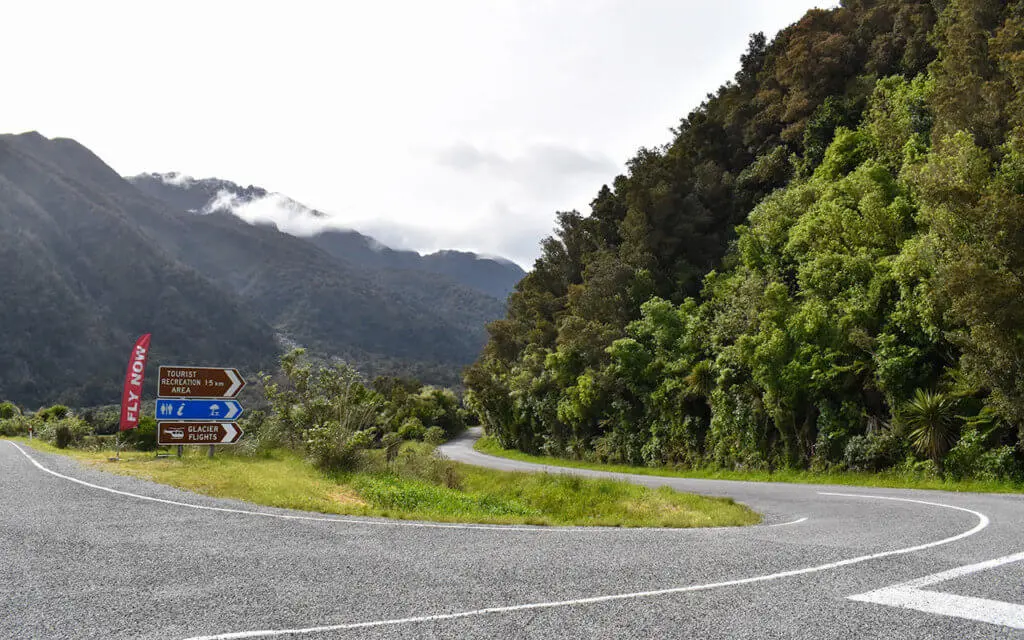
119;334;152;431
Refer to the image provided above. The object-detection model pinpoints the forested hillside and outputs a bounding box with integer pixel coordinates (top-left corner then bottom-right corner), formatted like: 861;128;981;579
467;0;1024;480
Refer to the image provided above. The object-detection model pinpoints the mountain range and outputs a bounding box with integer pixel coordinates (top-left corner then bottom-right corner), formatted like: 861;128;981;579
128;173;524;300
0;133;525;407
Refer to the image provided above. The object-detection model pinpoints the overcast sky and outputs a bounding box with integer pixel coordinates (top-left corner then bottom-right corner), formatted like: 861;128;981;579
4;1;834;268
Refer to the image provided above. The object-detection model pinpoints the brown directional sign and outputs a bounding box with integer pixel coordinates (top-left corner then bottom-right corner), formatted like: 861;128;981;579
158;366;245;398
157;422;242;446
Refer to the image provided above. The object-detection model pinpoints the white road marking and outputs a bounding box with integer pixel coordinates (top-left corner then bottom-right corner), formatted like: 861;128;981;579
768;516;808;527
849;551;1024;630
4;441;800;532
180;492;989;639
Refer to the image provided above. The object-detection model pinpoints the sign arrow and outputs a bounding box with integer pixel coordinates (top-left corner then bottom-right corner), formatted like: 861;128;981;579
156;399;243;421
158;366;246;399
157;422;243;446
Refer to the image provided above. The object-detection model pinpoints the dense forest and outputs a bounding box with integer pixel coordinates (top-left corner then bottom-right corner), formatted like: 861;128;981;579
466;0;1024;480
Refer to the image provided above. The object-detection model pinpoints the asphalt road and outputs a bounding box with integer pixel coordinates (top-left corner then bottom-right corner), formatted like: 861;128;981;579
2;432;1023;639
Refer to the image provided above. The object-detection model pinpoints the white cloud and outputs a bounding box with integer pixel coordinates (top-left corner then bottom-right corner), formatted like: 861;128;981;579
157;172;193;187
2;0;838;268
203;190;343;237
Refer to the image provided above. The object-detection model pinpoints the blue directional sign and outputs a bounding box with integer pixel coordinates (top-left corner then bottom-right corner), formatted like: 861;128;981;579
156;398;243;421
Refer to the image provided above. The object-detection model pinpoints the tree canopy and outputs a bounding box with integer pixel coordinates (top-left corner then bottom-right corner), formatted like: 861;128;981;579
465;0;1024;481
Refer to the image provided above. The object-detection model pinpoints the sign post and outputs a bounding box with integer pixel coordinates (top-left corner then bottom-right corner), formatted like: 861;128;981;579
157;366;244;457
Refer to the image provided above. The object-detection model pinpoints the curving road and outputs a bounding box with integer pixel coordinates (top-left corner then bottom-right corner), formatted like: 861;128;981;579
1;433;1023;639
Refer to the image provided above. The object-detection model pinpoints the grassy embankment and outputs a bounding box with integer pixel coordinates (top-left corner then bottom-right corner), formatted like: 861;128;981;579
475;435;1024;494
7;437;758;528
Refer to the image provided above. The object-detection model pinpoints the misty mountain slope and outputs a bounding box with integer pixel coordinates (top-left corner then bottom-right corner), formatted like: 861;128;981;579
114;179;499;368
128;172;277;215
140;208;495;367
0;133;279;406
129;173;526;300
0;132;515;405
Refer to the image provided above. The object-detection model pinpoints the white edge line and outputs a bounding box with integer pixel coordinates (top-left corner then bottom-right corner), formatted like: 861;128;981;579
181;492;989;639
4;441;799;533
896;549;1024;589
768;516;808;527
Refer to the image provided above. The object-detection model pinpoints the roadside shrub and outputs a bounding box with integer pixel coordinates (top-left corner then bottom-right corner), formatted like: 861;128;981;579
0;415;31;437
350;428;378;449
423;426;446;446
392;442;462;489
37;417;92;448
54;424;73;449
946;429;1022;481
398;417;426;441
78;435;108;452
78;406;120;435
118;416;158;451
307;422;363;472
843;428;906;472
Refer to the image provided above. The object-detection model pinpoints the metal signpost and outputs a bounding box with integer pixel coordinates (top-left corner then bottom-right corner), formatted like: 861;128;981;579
157;366;245;457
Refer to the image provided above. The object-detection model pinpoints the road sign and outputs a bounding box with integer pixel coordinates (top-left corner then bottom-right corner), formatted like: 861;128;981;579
158;366;245;398
157;422;243;446
156;399;243;421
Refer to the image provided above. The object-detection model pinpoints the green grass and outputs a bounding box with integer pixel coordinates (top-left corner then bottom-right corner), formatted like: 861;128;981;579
6;437;758;528
474;435;1024;494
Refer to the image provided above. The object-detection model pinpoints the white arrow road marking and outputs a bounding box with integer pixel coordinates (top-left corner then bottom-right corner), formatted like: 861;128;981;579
222;423;239;442
223;401;241;420
849;551;1024;630
225;369;243;397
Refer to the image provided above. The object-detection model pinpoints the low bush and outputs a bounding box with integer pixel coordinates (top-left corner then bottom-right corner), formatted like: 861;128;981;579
424;426;446;446
946;429;1023;481
843;428;906;472
0;415;32;437
306;422;363;472
120;416;157;451
37;416;92;448
397;417;425;441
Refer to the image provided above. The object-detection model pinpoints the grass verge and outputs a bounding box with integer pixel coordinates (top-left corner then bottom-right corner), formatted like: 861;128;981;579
6;437;758;528
474;435;1024;494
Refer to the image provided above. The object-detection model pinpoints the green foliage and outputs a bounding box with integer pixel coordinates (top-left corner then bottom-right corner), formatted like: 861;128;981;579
120;416;158;452
262;349;383;472
0;401;20;420
466;1;1024;477
0;415;31;437
37;405;69;422
397;417;426;441
843;429;907;472
36;416;92;448
424;426;447;446
381;432;402;466
901;389;960;470
945;428;1022;481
